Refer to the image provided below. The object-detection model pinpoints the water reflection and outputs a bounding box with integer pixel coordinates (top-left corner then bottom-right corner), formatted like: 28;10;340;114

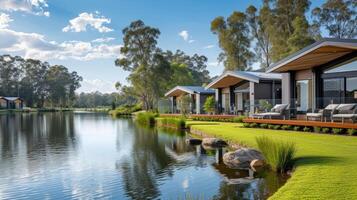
0;113;286;199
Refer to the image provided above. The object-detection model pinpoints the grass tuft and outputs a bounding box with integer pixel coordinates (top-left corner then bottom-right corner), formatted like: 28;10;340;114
256;136;297;173
135;112;157;126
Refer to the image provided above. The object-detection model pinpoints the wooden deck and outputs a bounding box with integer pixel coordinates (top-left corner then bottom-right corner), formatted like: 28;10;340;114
160;114;237;119
243;118;357;129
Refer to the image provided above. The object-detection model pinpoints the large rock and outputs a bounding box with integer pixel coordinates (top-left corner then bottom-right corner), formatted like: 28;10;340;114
223;148;265;169
185;138;202;145
202;138;228;148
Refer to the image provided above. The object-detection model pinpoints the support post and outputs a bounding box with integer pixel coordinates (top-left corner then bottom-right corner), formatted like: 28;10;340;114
249;82;255;116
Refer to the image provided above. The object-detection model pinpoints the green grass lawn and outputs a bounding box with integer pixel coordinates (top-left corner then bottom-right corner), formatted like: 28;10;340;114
187;121;357;200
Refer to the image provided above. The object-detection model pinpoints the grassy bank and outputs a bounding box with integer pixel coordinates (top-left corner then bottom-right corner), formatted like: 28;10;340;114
187;121;357;199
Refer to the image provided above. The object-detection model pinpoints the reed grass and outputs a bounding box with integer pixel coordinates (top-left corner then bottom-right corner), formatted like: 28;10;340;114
256;136;296;173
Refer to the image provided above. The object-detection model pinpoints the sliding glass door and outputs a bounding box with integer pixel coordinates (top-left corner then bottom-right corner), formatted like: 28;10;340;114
296;80;312;112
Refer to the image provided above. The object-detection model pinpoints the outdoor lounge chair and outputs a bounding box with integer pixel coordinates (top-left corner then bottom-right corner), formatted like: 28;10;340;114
306;104;339;122
332;104;357;123
253;104;290;120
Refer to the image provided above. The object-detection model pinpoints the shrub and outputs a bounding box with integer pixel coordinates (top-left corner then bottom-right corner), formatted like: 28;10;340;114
303;126;311;132
260;123;268;129
347;129;357;136
203;96;215;114
321;127;330;134
243;123;250;128
281;125;292;130
233;116;246;123
109;104;142;117
256;136;296;173
293;126;301;131
273;125;281;130
313;126;322;133
249;123;258;128
268;124;275;129
157;117;186;129
332;128;344;135
135;112;156;126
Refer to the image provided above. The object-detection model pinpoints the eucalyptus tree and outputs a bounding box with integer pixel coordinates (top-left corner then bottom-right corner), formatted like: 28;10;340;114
115;20;162;110
246;5;272;69
260;0;314;61
312;0;357;39
211;12;254;71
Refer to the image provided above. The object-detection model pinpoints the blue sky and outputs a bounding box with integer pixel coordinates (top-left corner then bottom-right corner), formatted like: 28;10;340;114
0;0;324;93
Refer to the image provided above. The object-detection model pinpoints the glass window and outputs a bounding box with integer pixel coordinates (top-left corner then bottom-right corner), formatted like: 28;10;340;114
296;80;312;112
324;57;357;74
346;77;357;103
323;78;344;106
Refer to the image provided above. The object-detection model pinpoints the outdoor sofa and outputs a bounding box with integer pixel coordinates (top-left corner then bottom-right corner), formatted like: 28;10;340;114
252;104;290;120
332;104;357;123
306;104;339;122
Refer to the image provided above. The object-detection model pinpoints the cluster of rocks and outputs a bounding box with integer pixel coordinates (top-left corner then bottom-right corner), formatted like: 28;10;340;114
186;137;265;170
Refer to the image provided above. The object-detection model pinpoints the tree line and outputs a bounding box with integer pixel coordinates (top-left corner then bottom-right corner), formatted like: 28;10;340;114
74;91;137;108
211;0;356;71
0;55;82;108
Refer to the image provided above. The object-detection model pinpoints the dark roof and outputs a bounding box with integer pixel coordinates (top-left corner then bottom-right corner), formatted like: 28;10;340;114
206;70;281;89
267;38;357;72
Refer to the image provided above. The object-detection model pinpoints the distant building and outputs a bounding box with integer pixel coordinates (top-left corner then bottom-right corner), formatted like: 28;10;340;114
165;86;215;114
0;97;24;109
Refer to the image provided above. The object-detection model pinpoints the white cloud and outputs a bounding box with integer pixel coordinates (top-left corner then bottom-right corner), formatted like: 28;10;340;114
63;12;113;33
77;79;117;93
0;13;12;28
178;30;189;41
203;45;214;49
0;0;49;16
188;39;195;43
0;28;123;61
92;37;115;43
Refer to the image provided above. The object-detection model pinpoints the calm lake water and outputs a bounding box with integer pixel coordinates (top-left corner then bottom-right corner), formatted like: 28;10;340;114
0;112;286;199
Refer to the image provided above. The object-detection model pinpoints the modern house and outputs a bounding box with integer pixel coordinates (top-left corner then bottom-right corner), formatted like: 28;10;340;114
0;97;24;109
206;71;282;115
267;38;357;117
165;86;215;114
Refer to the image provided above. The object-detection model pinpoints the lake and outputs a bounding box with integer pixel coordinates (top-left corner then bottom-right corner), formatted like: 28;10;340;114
0;112;286;199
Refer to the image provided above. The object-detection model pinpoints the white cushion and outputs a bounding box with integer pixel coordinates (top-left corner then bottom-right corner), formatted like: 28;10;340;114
336;104;356;111
272;104;288;112
333;114;357;118
306;113;322;117
325;104;339;110
256;112;281;116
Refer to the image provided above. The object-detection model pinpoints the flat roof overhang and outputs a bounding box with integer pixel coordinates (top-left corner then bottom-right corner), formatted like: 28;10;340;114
206;72;259;89
267;41;357;73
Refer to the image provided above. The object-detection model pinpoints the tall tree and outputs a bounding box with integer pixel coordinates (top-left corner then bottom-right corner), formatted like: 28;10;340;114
115;20;162;110
211;12;254;71
287;16;316;53
0;55;23;96
262;0;313;61
312;0;357;39
162;50;210;85
246;5;272;69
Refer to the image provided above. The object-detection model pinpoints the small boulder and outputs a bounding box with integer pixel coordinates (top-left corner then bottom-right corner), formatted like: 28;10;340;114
250;159;265;168
202;138;228;148
223;148;265;169
185;138;202;145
